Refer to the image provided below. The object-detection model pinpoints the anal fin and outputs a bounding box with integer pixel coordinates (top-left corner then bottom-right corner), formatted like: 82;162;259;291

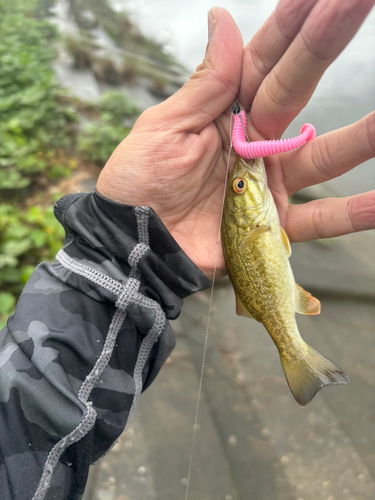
295;283;321;315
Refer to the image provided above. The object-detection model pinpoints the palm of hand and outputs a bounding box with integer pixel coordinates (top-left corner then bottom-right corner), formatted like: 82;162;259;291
97;104;291;279
156;121;292;280
97;107;232;278
160;127;292;280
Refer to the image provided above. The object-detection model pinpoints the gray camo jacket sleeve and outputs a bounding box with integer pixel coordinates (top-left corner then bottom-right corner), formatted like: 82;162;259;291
0;191;210;500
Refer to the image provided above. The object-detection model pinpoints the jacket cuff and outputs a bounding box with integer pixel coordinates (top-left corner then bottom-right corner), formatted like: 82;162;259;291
54;191;210;319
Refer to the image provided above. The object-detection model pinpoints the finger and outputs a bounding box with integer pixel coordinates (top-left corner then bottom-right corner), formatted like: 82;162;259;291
154;7;243;134
238;0;318;110
281;111;375;195
250;0;375;139
285;191;375;242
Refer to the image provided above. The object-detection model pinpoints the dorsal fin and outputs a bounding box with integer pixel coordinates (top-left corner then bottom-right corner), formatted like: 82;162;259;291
295;284;321;315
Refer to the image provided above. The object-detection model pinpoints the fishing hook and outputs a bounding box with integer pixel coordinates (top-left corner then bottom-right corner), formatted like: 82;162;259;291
231;102;316;159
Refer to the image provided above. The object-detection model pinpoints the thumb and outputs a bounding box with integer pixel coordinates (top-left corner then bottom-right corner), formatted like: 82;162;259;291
158;7;243;133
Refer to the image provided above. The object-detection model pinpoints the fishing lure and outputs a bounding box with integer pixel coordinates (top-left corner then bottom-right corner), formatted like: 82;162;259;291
231;101;316;159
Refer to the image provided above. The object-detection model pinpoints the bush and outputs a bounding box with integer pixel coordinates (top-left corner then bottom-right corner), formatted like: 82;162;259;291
97;90;139;124
77;122;131;167
0;1;77;191
0;2;142;329
77;91;138;166
0;202;65;328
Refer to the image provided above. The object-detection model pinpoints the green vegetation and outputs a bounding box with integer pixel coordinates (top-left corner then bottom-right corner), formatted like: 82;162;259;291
0;0;151;193
0;0;72;325
78;90;139;166
0;0;78;191
64;0;184;91
0;0;149;326
0;87;138;324
68;0;181;69
0;0;183;328
0;202;65;328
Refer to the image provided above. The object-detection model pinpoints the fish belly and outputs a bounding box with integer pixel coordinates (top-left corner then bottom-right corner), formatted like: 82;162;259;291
223;220;301;358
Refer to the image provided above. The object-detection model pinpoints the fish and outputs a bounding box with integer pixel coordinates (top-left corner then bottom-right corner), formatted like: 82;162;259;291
221;155;349;406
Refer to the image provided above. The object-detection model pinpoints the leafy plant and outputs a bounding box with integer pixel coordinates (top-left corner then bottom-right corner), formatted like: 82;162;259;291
0;0;77;191
77;122;131;166
77;91;138;166
0;0;145;330
0;202;65;329
98;91;139;124
69;0;179;67
64;33;94;69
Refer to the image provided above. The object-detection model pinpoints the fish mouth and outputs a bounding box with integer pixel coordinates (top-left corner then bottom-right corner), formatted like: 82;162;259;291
236;156;264;183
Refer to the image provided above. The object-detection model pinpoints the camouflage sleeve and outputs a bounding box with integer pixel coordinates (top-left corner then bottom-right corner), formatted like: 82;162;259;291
0;191;210;500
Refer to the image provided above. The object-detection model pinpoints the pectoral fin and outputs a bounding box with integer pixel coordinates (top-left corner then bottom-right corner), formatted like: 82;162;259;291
235;294;255;320
280;227;292;257
295;284;321;315
240;225;271;252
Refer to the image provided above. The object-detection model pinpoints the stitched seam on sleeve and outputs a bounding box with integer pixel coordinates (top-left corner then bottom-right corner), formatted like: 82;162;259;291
32;403;97;500
135;206;150;245
56;250;124;295
33;206;166;499
129;294;165;416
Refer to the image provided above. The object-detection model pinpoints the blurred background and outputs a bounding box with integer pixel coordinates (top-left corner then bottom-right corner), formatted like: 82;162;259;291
0;1;375;499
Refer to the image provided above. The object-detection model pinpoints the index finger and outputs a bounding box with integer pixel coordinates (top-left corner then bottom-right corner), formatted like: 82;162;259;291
238;0;318;110
249;0;375;139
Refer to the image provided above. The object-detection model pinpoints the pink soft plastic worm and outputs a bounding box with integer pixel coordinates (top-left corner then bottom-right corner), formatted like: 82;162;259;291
232;109;316;159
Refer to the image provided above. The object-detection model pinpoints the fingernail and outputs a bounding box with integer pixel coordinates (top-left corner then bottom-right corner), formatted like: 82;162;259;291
208;9;215;41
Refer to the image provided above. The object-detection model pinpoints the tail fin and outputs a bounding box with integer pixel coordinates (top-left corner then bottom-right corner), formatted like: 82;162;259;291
280;344;349;407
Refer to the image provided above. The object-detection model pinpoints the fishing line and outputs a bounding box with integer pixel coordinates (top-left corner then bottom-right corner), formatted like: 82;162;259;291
184;109;234;500
310;101;340;127
184;101;315;496
239;113;250;143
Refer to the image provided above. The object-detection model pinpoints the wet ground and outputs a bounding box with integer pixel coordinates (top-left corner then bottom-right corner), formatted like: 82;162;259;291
83;206;375;499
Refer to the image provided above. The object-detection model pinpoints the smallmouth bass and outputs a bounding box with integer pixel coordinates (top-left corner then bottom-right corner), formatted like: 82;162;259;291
221;155;349;406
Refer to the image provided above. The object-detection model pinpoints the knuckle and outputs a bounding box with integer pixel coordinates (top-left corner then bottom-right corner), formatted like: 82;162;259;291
265;71;299;109
310;136;338;180
273;5;289;39
247;42;271;77
345;197;359;233
299;28;330;61
312;202;325;239
363;111;375;154
274;0;306;39
332;0;367;33
191;63;238;99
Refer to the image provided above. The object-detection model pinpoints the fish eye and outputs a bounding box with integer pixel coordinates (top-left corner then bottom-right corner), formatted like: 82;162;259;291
233;178;247;194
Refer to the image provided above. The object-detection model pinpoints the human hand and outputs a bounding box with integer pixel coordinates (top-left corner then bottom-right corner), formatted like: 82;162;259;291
97;0;375;279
